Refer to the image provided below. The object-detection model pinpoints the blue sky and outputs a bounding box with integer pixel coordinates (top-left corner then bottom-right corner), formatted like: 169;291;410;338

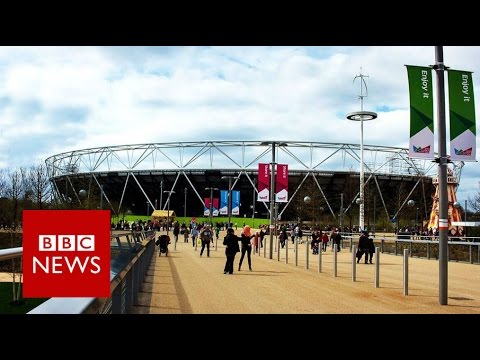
0;46;478;203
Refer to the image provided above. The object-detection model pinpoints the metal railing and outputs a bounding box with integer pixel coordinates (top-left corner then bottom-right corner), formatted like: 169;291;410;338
0;230;156;314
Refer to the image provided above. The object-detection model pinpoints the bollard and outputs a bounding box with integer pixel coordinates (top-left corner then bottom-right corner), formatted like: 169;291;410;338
215;238;218;251
352;244;356;282
285;238;289;264
409;241;412;257
318;244;322;273
374;246;380;288
264;238;266;258
277;237;280;261
333;244;337;277
295;240;298;266
403;248;409;295
305;240;309;270
195;238;198;251
174;238;177;251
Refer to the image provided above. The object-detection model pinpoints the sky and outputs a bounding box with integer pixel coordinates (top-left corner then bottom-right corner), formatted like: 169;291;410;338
0;46;478;204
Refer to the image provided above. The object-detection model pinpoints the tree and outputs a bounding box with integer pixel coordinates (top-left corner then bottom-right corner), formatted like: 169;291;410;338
468;181;480;214
5;168;27;229
26;162;52;209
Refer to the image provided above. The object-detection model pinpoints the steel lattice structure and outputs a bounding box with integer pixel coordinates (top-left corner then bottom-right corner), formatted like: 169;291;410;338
45;140;458;228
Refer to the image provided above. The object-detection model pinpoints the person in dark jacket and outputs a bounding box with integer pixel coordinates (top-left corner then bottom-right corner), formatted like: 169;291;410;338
357;230;370;264
238;225;255;271
366;235;375;264
223;227;241;274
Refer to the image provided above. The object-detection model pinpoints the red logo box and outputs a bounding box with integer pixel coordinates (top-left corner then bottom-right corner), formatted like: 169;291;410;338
23;210;111;298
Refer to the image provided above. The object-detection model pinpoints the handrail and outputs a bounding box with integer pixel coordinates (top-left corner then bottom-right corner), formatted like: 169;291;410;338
0;247;23;261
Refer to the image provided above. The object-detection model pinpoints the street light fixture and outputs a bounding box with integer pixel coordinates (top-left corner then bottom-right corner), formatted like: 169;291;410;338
260;141;288;259
347;69;377;232
221;176;238;229
163;190;175;235
184;187;187;218
205;187;219;226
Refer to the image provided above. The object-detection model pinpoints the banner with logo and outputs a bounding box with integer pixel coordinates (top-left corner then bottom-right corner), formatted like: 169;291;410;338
213;198;219;216
406;65;434;159
448;69;476;161
257;163;270;201
204;197;211;216
23;210;111;297
232;190;240;215
275;164;288;202
219;190;228;215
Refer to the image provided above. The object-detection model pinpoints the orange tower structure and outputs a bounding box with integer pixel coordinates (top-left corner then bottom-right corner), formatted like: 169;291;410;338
427;167;463;235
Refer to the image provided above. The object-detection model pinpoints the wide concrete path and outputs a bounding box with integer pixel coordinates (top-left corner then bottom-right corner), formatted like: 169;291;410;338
131;231;480;314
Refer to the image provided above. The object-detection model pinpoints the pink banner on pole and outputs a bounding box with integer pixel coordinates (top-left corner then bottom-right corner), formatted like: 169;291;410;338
257;163;270;201
275;164;288;202
204;197;211;216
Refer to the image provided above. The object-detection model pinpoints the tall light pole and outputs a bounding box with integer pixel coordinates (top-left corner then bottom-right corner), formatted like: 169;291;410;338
434;46;448;305
205;187;218;226
163;190;175;235
252;178;256;228
160;180;164;210
184;187;187;218
221;176;237;229
347;69;377;232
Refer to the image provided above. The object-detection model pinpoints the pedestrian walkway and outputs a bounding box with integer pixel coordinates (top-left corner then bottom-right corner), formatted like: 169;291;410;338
130;231;480;314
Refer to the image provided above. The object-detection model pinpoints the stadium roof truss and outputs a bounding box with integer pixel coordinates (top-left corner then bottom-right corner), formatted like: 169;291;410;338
45;141;460;220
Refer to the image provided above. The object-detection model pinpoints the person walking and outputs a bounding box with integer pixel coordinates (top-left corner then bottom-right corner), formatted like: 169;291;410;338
238;225;255;271
200;225;213;257
223;227;241;274
366;234;375;264
357;230;370;264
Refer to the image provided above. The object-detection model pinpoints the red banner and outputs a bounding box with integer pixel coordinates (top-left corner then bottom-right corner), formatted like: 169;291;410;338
275;164;288;202
204;197;211;216
257;163;270;201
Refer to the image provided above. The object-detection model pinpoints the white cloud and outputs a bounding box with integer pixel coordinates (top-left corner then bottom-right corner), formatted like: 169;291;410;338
0;45;479;202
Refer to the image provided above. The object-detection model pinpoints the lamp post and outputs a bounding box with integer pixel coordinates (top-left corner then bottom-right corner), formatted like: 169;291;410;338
146;201;149;216
160;180;163;210
205;187;219;226
221;177;237;229
260;141;287;259
163;190;175;235
184;187;187;218
347;69;377;232
252;178;256;228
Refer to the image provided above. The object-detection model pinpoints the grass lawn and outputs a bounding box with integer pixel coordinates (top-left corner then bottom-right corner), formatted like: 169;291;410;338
0;282;49;314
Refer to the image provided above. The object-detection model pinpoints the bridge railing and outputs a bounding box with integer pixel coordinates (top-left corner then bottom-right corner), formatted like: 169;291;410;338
0;230;156;314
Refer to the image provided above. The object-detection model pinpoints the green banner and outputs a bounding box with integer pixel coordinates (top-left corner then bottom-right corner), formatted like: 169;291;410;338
448;70;476;161
406;65;434;158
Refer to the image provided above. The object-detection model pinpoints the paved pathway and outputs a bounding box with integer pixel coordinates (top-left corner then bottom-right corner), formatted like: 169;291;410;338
130;231;480;314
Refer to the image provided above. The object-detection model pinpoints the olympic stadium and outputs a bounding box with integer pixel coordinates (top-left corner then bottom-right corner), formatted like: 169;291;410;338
44;140;461;229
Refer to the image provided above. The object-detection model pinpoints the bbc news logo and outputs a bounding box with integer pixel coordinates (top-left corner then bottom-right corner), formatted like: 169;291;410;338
23;210;111;298
33;235;100;274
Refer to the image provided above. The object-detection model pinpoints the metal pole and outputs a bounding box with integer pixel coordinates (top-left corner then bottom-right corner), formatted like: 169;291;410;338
352;244;357;282
465;200;468;238
295;239;298;266
374;246;380;288
435;45;448;305
160;180;163;210
373;196;376;235
340;193;343;230
209;188;213;226
184;187;187;218
333;244;337;277
252;179;256;228
100;184;103;210
403;248;409;295
305;239;309;270
277;235;280;261
285;237;288;264
318;242;322;273
228;179;232;229
360;114;365;231
269;142;276;259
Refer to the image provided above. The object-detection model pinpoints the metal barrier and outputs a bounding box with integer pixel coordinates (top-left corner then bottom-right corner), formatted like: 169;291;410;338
0;230;156;314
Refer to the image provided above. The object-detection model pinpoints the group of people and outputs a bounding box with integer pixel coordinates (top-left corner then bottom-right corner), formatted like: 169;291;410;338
223;225;255;274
